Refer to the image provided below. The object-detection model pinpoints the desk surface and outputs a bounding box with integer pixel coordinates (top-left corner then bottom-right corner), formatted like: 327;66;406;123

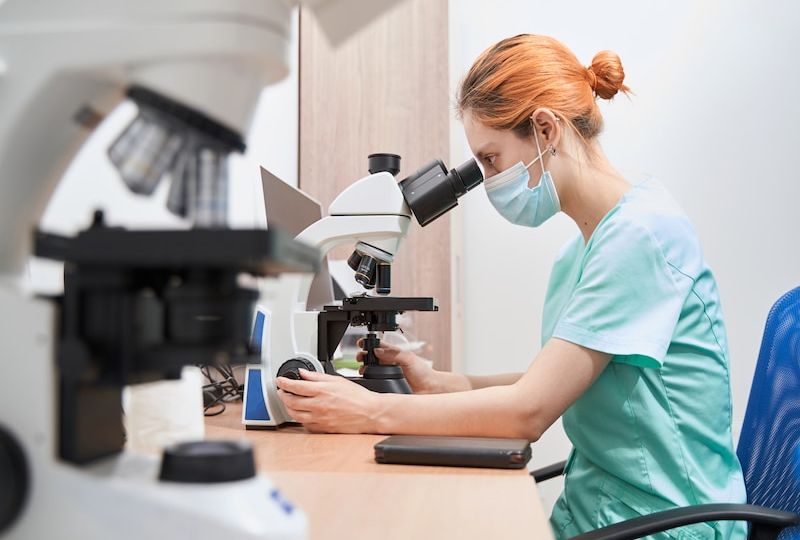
205;403;553;539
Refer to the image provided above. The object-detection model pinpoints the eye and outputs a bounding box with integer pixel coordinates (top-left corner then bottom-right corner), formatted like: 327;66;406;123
485;155;497;166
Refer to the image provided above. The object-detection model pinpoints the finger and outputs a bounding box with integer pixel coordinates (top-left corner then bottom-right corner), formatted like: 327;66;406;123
277;389;313;412
358;349;399;366
373;348;404;364
298;368;339;382
303;422;323;433
358;338;400;353
359;366;364;375
287;409;313;424
276;376;321;397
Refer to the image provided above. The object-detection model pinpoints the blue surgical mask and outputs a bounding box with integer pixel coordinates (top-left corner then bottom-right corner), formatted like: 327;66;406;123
484;133;560;227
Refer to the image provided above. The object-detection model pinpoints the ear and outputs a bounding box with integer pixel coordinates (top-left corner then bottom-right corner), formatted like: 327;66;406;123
530;108;561;151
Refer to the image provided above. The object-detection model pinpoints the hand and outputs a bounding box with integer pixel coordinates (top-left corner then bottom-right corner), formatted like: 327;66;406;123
356;339;439;394
276;369;381;433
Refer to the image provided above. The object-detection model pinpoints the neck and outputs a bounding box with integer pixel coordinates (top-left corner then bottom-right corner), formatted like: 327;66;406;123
555;144;631;243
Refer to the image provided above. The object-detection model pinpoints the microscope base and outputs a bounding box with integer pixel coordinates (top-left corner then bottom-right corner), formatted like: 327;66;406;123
0;289;306;539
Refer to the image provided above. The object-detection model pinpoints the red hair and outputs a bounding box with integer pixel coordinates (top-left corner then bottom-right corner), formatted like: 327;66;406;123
457;34;629;140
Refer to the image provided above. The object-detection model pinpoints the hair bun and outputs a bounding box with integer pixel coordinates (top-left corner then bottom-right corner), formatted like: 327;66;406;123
587;50;629;100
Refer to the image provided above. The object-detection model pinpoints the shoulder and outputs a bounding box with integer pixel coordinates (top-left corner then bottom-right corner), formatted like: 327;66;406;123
554;232;584;264
597;179;704;277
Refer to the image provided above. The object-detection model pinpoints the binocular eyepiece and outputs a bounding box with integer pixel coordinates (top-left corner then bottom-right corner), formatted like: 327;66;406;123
368;153;484;227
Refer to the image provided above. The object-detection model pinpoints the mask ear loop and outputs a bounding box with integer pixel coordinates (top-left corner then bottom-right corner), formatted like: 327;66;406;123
524;121;546;171
526;117;562;210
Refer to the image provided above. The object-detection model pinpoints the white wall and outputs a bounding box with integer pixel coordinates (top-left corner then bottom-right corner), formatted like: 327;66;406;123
26;10;300;293
450;0;800;515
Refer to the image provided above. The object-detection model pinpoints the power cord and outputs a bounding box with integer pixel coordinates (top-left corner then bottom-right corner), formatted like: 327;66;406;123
199;363;243;417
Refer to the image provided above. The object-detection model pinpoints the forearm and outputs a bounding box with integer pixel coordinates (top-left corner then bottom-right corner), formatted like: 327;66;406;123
428;370;471;392
466;372;524;389
372;383;543;440
369;338;612;439
428;370;524;393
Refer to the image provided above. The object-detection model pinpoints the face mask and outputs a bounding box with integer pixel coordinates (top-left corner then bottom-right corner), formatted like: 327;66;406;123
483;130;560;227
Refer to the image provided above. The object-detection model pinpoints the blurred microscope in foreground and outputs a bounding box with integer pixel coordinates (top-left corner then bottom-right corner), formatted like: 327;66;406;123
0;1;395;538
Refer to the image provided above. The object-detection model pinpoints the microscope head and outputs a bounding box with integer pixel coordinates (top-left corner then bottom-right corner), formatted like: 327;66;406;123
342;153;484;293
294;154;483;302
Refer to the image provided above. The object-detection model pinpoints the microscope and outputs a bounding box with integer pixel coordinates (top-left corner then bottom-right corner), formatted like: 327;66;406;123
0;2;341;539
242;153;483;427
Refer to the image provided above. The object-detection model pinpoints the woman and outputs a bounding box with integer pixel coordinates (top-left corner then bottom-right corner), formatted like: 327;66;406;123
277;34;747;539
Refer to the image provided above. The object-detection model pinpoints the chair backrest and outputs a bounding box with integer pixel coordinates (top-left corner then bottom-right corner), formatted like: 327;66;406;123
737;287;800;540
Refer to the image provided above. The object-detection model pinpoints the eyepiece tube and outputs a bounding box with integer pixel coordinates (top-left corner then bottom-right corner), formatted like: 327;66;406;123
451;158;483;195
368;153;401;176
398;158;484;227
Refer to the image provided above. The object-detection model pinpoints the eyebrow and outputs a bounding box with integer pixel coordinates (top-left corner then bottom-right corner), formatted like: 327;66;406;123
473;143;495;159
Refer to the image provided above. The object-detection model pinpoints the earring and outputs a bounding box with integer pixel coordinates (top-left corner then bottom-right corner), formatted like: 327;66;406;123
549;146;557;156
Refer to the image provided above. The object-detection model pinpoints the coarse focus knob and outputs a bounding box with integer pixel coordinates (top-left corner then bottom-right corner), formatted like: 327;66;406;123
277;358;316;380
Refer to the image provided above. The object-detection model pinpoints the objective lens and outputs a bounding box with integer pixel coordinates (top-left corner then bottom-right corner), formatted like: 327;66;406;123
108;110;184;196
355;255;377;289
347;250;363;272
166;149;190;217
109;87;244;228
194;147;228;228
376;263;391;295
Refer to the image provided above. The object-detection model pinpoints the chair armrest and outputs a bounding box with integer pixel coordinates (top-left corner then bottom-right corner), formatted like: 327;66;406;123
530;459;567;483
568;503;800;540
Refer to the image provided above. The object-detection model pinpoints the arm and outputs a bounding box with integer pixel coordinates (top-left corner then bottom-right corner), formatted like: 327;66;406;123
375;338;610;439
385;364;523;392
278;337;611;439
465;372;525;390
423;371;525;392
356;340;528;392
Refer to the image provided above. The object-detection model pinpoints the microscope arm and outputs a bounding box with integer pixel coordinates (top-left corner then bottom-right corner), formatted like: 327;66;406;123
296;215;411;262
290;213;411;313
290;168;413;305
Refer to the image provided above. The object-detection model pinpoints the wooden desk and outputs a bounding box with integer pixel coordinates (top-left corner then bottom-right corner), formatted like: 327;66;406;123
205;403;554;539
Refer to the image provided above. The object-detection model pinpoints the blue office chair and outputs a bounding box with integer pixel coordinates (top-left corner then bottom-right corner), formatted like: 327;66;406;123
532;287;800;540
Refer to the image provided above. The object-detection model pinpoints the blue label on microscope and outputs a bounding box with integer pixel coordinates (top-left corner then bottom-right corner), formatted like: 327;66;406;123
245;368;270;421
270;488;294;514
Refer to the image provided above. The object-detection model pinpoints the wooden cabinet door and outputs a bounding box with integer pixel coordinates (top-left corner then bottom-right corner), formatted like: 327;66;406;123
299;0;452;369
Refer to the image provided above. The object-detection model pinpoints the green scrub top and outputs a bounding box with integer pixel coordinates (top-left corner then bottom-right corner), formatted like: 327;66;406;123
544;178;747;540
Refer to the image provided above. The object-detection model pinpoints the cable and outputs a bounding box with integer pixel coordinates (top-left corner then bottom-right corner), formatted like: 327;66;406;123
199;362;244;417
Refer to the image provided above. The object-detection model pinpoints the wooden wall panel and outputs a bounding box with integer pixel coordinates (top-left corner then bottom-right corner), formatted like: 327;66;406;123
299;0;452;369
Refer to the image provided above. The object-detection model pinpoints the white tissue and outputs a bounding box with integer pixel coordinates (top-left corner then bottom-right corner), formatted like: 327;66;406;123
122;365;205;456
